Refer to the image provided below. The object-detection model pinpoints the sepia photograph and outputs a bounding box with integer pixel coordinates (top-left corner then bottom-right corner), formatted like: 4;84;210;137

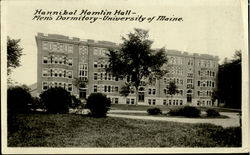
1;0;249;154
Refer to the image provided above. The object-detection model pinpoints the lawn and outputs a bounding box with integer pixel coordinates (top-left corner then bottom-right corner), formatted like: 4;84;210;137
8;113;241;147
110;104;241;113
108;112;229;119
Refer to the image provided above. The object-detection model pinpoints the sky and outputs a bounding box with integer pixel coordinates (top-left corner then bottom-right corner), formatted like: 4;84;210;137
2;0;246;86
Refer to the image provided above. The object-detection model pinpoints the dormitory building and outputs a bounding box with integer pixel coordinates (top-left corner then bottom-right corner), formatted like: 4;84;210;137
35;33;219;106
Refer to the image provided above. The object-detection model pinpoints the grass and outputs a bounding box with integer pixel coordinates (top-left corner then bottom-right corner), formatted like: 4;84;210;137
110;104;241;113
8;113;241;147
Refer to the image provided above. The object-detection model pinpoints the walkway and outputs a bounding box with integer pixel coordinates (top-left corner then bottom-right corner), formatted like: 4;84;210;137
108;110;240;128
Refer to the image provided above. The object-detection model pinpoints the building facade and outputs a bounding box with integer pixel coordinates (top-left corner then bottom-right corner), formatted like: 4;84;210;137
36;33;219;106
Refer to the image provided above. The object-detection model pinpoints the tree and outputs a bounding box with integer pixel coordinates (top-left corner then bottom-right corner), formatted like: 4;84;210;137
39;87;72;113
217;50;241;109
166;81;179;98
107;28;168;105
7;36;23;75
86;93;111;117
7;85;32;114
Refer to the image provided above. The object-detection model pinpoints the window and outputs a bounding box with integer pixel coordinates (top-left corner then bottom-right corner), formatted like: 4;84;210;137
94;85;97;92
43;56;48;63
115;86;118;92
152;89;156;95
169;100;172;105
148;88;151;95
68;45;73;53
131;99;135;104
179;90;183;96
198;81;200;86
67;71;73;78
115;98;118;104
197;101;200;106
94;62;98;68
108;86;111;92
197;91;200;96
104;86;107;92
42;42;50;50
173;100;175;105
148;99;151;105
68;84;72;91
152;99;156;105
180;100;183;105
164;89;167;95
212;82;215;87
126;98;130;104
68;58;73;66
94;73;98;80
42;81;48;90
176;100;179;105
163;99;166;105
42;68;48;77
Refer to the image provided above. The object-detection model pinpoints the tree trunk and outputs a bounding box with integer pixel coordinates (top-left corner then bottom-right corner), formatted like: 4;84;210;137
135;87;139;106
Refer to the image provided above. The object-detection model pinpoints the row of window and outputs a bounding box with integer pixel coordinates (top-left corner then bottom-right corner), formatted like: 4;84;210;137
43;55;73;66
163;99;183;106
197;100;213;106
163;89;183;96
198;60;217;68
198;70;216;77
42;81;73;91
93;72;119;81
126;98;135;104
197;90;213;97
167;56;184;65
93;61;109;69
42;68;73;78
167;66;184;75
111;98;119;104
42;41;73;53
93;47;109;56
163;78;184;86
197;80;215;87
93;85;119;93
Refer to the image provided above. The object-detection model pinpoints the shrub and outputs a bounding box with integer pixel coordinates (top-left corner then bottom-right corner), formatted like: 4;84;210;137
86;93;111;117
39;87;71;114
7;85;33;114
168;106;201;117
206;109;220;117
147;108;162;115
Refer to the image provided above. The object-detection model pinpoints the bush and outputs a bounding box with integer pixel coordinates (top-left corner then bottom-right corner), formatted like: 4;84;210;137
86;93;111;117
39;87;71;114
168;106;201;117
206;109;220;117
7;85;33;114
147;108;162;115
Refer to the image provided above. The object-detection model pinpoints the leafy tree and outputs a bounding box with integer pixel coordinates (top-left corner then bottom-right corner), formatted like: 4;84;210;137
166;81;179;97
7;85;32;114
86;93;111;117
217;50;241;109
107;28;168;105
7;36;23;75
119;83;131;97
39;87;72;114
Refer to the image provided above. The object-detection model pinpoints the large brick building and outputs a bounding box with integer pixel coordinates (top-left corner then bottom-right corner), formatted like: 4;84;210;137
35;33;219;106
